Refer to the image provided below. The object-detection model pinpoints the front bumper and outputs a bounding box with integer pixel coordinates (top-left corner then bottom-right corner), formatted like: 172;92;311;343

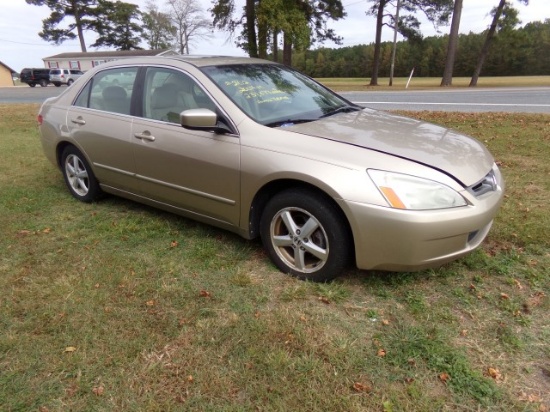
340;176;504;271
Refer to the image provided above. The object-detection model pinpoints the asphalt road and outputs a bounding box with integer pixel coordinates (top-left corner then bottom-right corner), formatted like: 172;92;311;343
2;85;550;113
342;87;550;114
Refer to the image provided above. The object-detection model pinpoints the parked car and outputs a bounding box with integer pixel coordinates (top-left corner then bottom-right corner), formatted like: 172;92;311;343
37;56;504;281
49;68;84;87
20;67;50;87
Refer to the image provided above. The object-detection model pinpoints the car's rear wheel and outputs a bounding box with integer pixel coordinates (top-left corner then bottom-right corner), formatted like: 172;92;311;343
260;189;351;282
61;146;102;203
67;79;74;86
54;82;61;87
39;79;48;87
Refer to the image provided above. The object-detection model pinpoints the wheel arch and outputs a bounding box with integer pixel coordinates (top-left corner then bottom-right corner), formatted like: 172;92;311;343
247;179;355;259
55;141;95;175
55;141;74;170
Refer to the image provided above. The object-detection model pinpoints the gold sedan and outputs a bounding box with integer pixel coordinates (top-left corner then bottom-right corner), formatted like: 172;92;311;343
38;56;504;281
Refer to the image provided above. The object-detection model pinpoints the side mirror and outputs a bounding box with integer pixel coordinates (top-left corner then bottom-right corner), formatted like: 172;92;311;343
180;109;232;134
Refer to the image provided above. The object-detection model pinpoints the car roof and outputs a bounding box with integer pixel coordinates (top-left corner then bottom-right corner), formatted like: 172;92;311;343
97;55;277;69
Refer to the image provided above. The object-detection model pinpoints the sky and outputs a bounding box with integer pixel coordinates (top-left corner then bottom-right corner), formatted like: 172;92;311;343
0;0;548;73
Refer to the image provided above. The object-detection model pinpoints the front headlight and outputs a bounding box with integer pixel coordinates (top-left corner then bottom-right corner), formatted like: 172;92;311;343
368;170;467;210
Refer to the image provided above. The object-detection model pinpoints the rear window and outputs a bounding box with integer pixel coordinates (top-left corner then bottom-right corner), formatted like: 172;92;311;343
50;69;61;75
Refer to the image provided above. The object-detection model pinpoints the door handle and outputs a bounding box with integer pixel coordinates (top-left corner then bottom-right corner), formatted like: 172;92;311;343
134;132;156;142
71;118;86;125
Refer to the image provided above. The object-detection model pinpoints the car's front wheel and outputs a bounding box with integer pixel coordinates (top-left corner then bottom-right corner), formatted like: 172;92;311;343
61;146;102;203
260;189;352;282
67;79;74;86
29;83;36;87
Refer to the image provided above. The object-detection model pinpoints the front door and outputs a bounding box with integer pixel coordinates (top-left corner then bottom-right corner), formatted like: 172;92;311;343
131;67;241;226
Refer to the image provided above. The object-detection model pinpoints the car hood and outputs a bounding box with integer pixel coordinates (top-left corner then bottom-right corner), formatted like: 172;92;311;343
287;108;494;187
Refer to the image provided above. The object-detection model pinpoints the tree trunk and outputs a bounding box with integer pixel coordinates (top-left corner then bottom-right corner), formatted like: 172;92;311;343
72;0;87;52
273;31;279;62
470;0;506;86
441;0;463;86
389;0;401;86
370;0;387;86
246;0;258;57
258;19;268;58
283;31;292;66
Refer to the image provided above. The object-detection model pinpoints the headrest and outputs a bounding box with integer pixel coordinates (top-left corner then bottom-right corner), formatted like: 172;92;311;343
102;85;127;100
151;85;178;109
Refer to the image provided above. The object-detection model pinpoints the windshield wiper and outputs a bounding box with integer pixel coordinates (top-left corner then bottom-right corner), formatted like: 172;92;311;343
320;105;361;119
265;118;316;128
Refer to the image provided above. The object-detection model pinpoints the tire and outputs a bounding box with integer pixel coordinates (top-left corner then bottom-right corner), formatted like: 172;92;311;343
67;79;74;86
260;188;352;282
29;83;36;88
61;146;102;203
54;82;61;87
39;79;48;87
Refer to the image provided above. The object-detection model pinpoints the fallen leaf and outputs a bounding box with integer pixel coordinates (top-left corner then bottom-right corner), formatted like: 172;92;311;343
318;296;330;304
528;291;546;307
487;367;502;380
352;382;371;392
42;228;52;234
146;300;155;306
460;329;468;337
377;348;387;357
199;290;211;298
170;240;179;248
187;375;194;382
518;391;542;403
64;346;77;353
382;319;390;326
500;293;509;300
514;279;523;289
92;386;104;396
439;372;450;383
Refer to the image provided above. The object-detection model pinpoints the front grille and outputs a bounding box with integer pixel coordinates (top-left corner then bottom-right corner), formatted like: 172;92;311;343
467;170;497;197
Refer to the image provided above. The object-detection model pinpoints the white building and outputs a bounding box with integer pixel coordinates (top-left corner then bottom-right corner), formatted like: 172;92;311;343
42;49;178;72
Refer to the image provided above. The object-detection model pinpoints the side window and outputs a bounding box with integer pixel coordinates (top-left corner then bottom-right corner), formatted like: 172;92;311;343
142;67;216;123
74;67;138;114
74;81;91;108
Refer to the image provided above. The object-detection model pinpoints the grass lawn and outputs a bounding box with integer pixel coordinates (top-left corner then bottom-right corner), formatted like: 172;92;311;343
319;76;550;91
1;104;549;411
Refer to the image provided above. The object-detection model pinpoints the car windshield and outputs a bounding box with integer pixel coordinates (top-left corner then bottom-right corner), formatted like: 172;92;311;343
201;64;359;127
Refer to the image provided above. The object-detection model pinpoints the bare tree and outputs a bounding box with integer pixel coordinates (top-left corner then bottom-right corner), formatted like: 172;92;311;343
166;0;212;54
441;0;463;86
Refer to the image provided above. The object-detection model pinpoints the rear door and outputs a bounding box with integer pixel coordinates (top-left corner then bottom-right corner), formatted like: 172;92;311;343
67;67;140;193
